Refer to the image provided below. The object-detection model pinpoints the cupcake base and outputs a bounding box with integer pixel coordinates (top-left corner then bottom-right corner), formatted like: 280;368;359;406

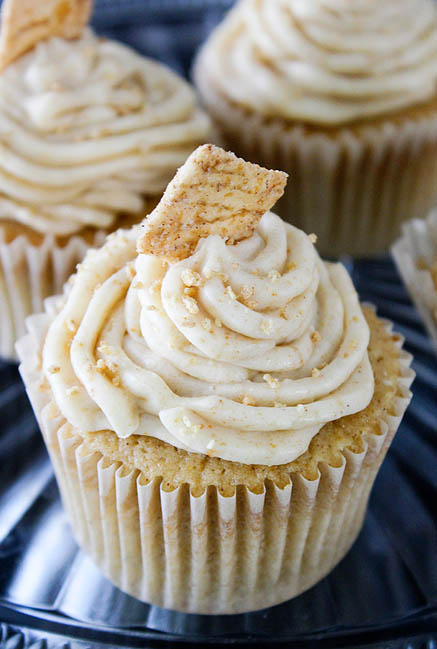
195;67;437;258
17;303;414;614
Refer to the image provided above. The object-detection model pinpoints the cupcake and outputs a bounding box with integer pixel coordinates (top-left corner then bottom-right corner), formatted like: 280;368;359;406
0;0;209;361
194;0;437;257
18;145;414;614
392;209;437;351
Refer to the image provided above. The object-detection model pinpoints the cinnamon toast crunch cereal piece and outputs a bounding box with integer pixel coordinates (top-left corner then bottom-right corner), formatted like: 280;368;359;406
0;0;92;71
137;144;287;261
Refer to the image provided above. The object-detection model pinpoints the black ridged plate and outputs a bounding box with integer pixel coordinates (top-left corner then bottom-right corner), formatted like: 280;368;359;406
0;1;436;646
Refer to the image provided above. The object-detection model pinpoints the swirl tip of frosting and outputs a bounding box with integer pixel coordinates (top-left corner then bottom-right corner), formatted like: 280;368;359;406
136;143;288;262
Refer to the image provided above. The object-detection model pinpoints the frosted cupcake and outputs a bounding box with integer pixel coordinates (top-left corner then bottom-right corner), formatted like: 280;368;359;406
0;0;209;360
194;0;437;257
18;145;414;614
392;209;437;351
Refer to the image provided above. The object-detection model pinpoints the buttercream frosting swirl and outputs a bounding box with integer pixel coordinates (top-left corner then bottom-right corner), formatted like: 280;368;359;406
196;0;437;124
0;28;209;234
43;211;374;466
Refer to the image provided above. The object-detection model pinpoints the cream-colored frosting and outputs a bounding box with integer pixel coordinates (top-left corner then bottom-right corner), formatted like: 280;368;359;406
0;28;209;234
196;0;437;125
43;212;374;466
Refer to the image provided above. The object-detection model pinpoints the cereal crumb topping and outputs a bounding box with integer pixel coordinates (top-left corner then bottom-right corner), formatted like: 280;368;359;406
148;279;161;294
226;285;237;300
66;318;77;333
268;269;281;281
182;296;199;314
263;373;279;389
96;358;120;386
260;319;274;334
181;268;202;287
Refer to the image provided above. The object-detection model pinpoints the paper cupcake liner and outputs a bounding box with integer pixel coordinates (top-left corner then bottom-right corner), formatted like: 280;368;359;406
17;303;414;614
195;70;437;257
392;209;437;352
0;228;107;362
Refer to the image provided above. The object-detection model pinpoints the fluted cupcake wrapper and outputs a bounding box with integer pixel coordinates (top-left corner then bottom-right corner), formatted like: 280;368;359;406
17;302;414;614
0;228;107;362
195;70;437;257
392;209;437;353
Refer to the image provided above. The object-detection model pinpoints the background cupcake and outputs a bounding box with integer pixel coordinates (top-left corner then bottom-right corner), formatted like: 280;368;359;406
194;0;437;257
0;0;209;361
392;209;437;351
18;146;414;614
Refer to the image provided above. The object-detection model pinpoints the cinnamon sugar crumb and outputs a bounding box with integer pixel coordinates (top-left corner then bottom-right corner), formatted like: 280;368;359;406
260;319;274;334
263;373;279;389
182;296;199;314
181;268;202;287
240;285;254;300
125;263;136;279
96;359;120;386
268;269;281;281
148;280;161;294
226;285;237;300
66;319;77;333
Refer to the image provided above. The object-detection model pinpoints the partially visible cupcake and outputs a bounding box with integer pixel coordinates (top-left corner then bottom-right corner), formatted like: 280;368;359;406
18;145;414;614
392;209;437;352
194;0;437;257
0;0;209;360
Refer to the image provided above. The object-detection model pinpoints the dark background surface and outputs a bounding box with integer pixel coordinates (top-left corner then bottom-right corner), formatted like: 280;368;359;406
0;1;436;647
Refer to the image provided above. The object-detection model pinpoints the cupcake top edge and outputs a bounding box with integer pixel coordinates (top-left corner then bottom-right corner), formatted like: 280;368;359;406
196;0;437;126
0;8;210;236
42;145;375;467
